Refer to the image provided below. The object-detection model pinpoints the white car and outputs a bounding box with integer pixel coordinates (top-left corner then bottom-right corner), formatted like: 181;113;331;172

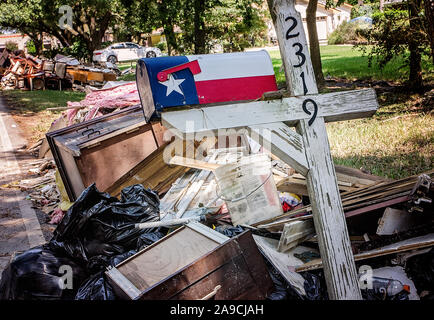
93;42;162;63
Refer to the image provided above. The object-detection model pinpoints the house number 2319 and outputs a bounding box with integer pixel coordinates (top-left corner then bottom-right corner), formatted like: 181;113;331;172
284;15;318;125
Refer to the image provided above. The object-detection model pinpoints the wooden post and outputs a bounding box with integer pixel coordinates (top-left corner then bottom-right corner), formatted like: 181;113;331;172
270;0;362;299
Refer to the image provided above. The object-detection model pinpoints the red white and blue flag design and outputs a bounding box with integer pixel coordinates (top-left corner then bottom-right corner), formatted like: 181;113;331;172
137;51;278;116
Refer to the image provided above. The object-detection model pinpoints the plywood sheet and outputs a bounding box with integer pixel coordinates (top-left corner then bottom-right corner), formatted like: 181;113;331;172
117;227;220;291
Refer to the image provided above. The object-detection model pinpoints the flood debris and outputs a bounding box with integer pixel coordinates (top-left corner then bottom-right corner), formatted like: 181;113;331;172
0;51;117;91
1;51;432;301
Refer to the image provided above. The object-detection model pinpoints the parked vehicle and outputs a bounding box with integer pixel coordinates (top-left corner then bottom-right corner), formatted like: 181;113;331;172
93;42;162;63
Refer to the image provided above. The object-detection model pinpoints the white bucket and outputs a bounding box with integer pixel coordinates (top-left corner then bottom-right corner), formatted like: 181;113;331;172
214;153;283;226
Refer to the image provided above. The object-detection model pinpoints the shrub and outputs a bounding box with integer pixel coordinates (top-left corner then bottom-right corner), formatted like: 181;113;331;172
5;41;18;51
328;21;367;45
155;41;167;53
26;40;36;55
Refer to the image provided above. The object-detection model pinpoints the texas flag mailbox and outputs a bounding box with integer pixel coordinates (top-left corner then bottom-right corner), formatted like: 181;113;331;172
136;51;278;121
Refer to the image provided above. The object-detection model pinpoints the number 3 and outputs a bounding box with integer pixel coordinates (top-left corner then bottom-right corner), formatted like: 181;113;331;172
292;43;306;68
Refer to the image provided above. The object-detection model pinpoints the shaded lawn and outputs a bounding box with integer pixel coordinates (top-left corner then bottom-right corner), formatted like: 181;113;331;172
1;90;86;145
1;90;86;113
268;45;433;179
269;45;434;86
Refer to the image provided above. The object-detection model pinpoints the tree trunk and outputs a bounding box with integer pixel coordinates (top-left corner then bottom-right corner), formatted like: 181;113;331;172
28;32;43;56
194;0;207;54
408;0;423;90
306;0;325;87
158;2;178;56
424;0;434;64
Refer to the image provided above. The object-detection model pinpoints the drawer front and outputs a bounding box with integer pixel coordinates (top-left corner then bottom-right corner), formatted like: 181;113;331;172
170;254;264;300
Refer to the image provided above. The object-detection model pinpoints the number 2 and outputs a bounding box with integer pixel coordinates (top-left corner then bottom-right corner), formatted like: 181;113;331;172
285;16;299;39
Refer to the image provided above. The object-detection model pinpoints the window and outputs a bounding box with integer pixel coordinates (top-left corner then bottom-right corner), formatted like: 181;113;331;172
125;43;139;49
111;44;125;49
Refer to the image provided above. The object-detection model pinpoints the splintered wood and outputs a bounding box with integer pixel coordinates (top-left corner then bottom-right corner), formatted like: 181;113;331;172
254;170;433;231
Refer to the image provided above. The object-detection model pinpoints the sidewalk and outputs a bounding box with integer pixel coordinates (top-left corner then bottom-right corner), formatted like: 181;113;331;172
0;97;46;277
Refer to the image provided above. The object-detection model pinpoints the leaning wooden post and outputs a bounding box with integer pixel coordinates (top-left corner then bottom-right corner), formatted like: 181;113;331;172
270;0;362;299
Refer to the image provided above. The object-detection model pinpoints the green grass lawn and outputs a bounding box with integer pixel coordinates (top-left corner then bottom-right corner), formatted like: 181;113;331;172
269;45;434;86
1;90;86;144
1;90;86;113
117;62;137;81
269;45;433;179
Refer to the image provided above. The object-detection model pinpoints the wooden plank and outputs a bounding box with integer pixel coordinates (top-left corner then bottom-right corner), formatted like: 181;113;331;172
117;226;223;292
249;122;308;175
296;233;434;272
253;235;307;297
277;219;315;252
169;155;220;171
162;88;378;132
376;207;417;235
345;195;410;218
272;0;362;300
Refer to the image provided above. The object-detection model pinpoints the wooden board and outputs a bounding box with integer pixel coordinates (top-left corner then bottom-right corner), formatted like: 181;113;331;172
277;219;315;252
77;126;158;191
162;89;378;133
117;225;224;292
253;235;307;297
296;233;434;272
136;230;274;300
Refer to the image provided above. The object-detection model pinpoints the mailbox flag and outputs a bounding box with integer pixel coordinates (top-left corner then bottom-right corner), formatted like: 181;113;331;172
136;51;278;120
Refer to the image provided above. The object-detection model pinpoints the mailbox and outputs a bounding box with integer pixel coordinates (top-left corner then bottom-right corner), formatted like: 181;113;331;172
136;51;278;121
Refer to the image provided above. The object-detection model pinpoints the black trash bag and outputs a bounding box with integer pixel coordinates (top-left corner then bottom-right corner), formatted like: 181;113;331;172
49;184;160;266
0;245;88;300
214;225;245;237
405;247;434;300
137;231;166;250
75;232;166;300
302;272;329;300
74;271;116;300
265;261;303;300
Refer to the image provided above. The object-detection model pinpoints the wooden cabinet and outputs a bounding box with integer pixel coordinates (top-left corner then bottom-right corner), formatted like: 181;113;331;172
47;106;166;201
106;223;274;300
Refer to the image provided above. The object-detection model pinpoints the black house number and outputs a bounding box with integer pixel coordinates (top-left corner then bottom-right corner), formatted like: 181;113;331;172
285;14;318;125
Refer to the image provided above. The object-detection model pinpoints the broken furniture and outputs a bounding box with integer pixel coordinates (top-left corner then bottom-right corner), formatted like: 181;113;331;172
106;222;274;300
67;66;117;85
47;105;166;201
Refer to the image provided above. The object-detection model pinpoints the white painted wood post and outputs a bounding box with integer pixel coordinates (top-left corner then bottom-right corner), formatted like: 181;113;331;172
270;0;362;299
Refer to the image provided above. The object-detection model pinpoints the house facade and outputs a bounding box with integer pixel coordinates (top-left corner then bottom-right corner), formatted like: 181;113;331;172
0;32;59;51
267;0;353;44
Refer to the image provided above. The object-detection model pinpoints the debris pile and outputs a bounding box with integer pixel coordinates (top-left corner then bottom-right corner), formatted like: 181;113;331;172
1;51;432;301
0;50;117;91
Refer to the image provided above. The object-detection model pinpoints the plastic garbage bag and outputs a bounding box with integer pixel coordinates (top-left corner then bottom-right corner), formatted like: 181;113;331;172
75;232;165;300
74;271;116;300
0;245;88;300
405;247;434;299
50;183;160;266
266;261;303;300
303;272;329;300
215;225;245;237
1;183;162;300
